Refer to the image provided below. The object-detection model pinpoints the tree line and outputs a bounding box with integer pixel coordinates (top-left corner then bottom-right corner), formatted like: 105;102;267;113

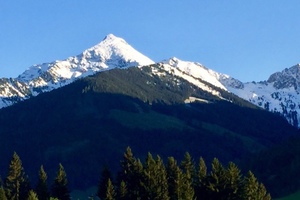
97;147;271;200
0;149;271;200
0;152;69;200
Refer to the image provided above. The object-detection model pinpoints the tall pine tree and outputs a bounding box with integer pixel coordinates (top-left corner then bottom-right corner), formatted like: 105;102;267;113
27;190;38;200
167;156;195;200
195;157;207;199
207;158;227;199
5;152;30;200
242;171;271;200
117;180;128;200
36;165;49;200
51;164;70;200
166;157;182;200
180;152;195;200
119;147;143;199
97;167;112;200
105;179;116;200
141;153;169;200
0;186;7;200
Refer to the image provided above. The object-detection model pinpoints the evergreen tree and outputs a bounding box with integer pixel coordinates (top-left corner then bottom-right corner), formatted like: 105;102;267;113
180;152;195;200
242;171;271;200
36;165;49;200
181;152;196;182
119;147;143;199
5;152;30;200
19;178;31;200
166;156;195;200
195;157;207;199
198;157;207;182
242;171;259;199
105;179;116;200
181;171;195;200
257;183;271;200
27;190;38;200
51;164;70;200
0;186;7;200
207;158;227;199
97;167;112;200
166;157;182;200
117;180;128;200
225;162;242;200
141;153;169;200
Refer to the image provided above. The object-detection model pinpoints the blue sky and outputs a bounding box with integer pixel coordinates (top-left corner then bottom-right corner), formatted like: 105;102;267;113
1;1;300;82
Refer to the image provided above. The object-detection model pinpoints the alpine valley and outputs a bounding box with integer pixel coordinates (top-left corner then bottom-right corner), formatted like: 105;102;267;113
1;34;300;198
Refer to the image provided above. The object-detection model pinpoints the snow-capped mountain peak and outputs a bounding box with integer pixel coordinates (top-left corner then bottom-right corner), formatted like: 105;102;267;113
0;34;154;108
267;64;300;90
2;34;300;128
18;34;154;82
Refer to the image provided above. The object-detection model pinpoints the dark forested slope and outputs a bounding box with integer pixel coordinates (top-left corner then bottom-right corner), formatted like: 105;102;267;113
0;66;298;197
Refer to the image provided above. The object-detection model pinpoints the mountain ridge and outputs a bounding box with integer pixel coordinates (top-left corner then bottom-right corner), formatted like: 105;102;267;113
1;34;300;127
0;64;297;197
0;34;154;108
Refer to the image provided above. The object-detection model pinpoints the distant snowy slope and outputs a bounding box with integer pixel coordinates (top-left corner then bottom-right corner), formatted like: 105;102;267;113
147;57;230;99
160;58;300;128
222;65;300;127
0;34;154;108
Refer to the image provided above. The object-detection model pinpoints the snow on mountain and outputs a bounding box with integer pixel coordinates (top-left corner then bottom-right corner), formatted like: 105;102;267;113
154;57;300;128
222;65;300;127
1;34;300;128
148;57;229;98
0;34;154;108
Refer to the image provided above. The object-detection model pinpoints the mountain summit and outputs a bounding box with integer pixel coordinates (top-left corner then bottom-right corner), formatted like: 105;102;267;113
0;34;154;108
2;34;300;128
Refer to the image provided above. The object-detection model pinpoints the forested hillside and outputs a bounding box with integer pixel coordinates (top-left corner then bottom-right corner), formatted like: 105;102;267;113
0;67;298;198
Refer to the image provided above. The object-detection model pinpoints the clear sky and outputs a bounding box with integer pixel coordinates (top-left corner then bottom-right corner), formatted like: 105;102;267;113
1;1;300;82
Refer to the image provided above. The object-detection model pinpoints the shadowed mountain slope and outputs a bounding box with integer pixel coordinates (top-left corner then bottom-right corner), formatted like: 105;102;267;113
0;67;298;197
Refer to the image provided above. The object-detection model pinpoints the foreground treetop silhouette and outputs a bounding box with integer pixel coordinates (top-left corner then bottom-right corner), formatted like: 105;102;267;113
0;148;271;200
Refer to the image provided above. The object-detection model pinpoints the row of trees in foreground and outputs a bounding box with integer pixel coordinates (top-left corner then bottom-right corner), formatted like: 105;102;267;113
97;147;271;200
0;148;271;200
0;152;68;200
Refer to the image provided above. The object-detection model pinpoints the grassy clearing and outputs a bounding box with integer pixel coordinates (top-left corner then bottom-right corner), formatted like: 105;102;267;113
275;190;300;200
201;122;266;152
109;109;187;130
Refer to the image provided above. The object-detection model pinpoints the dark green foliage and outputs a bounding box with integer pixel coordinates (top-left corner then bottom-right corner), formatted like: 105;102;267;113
181;152;196;181
195;157;207;199
105;179;116;200
0;186;7;200
225;162;242;199
27;190;38;200
5;152;30;200
111;149;271;199
19;178;31;200
166;157;183;200
35;165;49;200
97;167;112;200
180;152;195;200
117;180;127;200
141;153;169;200
246;137;300;197
118;147;144;200
242;171;271;200
206;158;227;199
51;164;70;200
0;149;271;199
